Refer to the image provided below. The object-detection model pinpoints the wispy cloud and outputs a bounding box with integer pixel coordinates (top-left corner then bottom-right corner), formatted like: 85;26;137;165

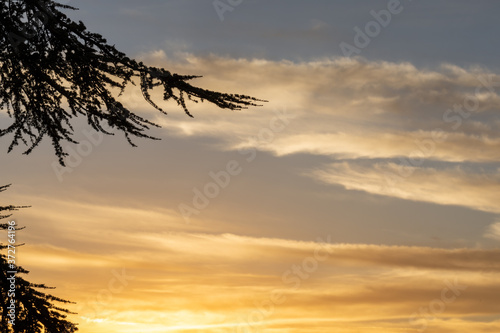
311;162;500;213
124;53;500;214
19;231;500;332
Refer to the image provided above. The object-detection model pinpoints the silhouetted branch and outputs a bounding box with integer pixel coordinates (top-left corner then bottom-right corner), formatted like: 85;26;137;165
0;0;266;165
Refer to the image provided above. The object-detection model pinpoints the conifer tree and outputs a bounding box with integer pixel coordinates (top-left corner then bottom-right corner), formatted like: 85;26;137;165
0;0;264;164
0;185;78;333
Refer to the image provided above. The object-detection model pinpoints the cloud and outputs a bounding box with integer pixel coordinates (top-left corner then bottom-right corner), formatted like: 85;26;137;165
21;48;500;215
5;52;500;166
23;231;500;277
19;231;500;332
113;53;500;162
239;130;500;163
311;162;500;213
132;52;500;127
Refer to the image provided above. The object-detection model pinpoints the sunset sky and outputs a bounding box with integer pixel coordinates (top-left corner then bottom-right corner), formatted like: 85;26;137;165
2;1;500;332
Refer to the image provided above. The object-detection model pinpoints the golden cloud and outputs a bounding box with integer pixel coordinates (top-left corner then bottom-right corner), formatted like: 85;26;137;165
311;162;500;213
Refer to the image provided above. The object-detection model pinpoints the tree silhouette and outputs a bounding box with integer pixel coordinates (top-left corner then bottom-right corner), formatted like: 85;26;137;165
0;185;78;333
0;0;265;165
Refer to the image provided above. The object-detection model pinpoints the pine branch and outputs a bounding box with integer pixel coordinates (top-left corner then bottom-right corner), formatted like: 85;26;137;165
0;0;266;165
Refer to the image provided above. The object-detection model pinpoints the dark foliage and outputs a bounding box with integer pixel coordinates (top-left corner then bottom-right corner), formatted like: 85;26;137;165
0;185;78;333
0;0;265;164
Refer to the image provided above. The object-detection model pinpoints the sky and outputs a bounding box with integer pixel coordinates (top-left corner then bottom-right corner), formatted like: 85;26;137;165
2;0;500;332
